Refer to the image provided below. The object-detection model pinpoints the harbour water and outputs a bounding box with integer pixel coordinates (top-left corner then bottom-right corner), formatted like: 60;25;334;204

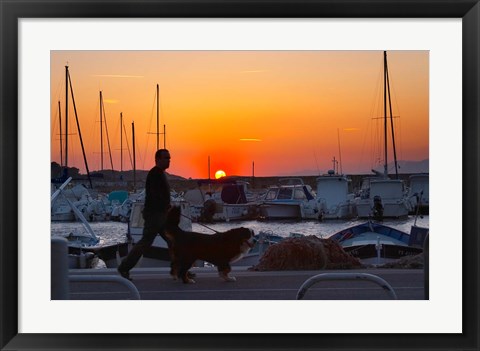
51;215;429;248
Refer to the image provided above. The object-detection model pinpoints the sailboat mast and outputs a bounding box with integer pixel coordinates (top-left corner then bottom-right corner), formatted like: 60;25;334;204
337;128;343;175
157;84;159;150
100;91;104;170
385;56;399;178
132;121;136;191
58;101;63;167
67;68;93;188
383;51;388;177
65;66;69;170
208;156;211;180
163;124;166;148
120;112;123;173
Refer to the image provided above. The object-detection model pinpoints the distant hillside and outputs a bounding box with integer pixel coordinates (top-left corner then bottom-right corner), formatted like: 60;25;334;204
276;159;429;177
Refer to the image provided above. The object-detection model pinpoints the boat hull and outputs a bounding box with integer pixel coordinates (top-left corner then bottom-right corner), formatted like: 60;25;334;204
355;200;410;218
191;203;258;222
343;244;423;265
259;203;302;220
320;203;357;220
330;221;424;265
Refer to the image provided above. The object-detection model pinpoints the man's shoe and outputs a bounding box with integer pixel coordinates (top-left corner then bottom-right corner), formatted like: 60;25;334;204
118;268;131;281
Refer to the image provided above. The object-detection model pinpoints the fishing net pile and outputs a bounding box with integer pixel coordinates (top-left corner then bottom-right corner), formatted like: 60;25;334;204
378;253;425;269
250;236;363;271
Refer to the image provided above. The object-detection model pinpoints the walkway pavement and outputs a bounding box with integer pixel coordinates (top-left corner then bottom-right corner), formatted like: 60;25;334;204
68;266;426;300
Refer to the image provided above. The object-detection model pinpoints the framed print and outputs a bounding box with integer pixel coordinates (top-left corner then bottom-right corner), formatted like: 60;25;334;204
1;0;479;350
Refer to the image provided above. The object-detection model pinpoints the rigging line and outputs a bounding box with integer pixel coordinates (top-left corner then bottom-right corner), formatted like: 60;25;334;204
312;148;320;175
122;120;133;169
159;89;167;148
58;101;63;167
385;55;399;178
102;98;115;171
143;88;157;169
91;99;101;170
388;71;405;164
180;213;219;233
337;128;343;175
360;61;382;173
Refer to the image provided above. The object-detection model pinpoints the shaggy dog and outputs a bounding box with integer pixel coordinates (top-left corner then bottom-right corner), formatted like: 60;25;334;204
164;206;254;283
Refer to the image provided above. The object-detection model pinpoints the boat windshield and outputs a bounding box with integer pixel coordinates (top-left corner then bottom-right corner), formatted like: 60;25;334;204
265;189;278;200
294;188;307;200
277;188;293;200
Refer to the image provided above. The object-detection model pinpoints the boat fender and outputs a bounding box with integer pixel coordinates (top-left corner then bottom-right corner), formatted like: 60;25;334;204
373;195;384;221
247;205;259;218
201;199;216;223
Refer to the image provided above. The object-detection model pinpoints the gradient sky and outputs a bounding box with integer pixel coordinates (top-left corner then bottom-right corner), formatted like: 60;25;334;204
50;51;428;179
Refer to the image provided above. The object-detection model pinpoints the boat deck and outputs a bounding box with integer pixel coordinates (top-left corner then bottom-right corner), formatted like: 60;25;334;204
67;266;426;300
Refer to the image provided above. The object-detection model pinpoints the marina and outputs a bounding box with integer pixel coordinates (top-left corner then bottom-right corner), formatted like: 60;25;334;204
51;214;429;249
49;50;430;300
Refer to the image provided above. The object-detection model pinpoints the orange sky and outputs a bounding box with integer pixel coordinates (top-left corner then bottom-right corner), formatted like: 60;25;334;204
50;51;429;179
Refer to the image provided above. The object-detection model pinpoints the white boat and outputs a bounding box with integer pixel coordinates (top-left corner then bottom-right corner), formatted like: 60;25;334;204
51;182;111;222
355;178;412;218
315;170;356;219
407;174;429;215
259;178;319;220
329;221;427;265
184;179;259;222
354;51;412;219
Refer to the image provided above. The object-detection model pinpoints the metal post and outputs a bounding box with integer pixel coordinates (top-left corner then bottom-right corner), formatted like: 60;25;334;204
424;232;429;299
296;272;398;300
69;275;141;300
51;237;69;300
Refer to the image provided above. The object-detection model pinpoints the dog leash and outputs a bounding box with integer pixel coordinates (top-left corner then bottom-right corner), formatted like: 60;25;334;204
180;213;219;233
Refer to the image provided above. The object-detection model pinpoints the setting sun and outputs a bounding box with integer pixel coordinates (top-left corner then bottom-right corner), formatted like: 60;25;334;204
215;170;226;179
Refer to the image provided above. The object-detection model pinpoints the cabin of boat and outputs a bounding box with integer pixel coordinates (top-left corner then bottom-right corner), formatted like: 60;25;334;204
315;171;356;219
407;174;429;215
259;178;318;220
355;178;412;219
184;179;259;222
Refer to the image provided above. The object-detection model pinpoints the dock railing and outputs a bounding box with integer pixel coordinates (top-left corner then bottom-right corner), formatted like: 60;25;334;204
296;272;398;300
51;237;140;300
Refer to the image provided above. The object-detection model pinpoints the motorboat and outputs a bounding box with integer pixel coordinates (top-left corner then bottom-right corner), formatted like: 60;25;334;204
51;182;111;222
354;51;413;219
259;178;319;220
315;170;356;219
355;178;412;219
329;221;427;265
184;179;260;222
407;174;429;215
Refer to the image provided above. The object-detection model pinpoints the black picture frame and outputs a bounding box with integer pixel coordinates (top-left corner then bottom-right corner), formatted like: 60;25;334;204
1;1;478;350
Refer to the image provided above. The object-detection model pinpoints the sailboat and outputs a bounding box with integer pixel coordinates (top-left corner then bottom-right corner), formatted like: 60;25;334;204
355;52;413;219
51;65;96;222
